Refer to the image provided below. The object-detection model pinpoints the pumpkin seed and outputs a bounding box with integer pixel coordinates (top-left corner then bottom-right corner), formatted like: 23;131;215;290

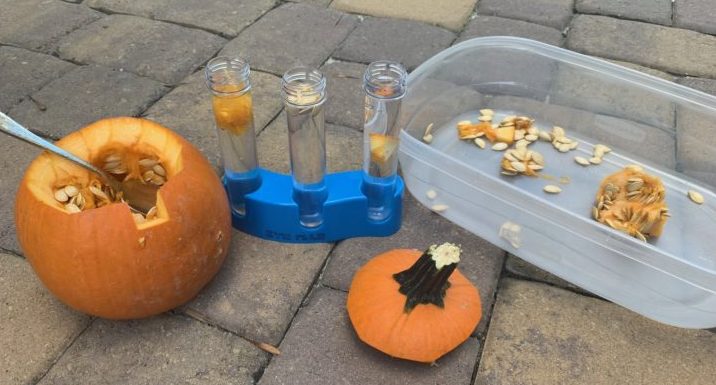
594;144;611;154
478;115;492;122
138;158;158;168
153;164;166;177
492;142;508;151
511;161;527;173
557;144;571;153
146;206;158;220
501;171;518;176
625;164;643;172
538;131;552;141
426;189;438;200
589;157;602;165
431;204;449;212
65;203;81;213
543;185;562;194
574;156;590;166
552;126;565;139
531;152;544;165
64;185;79;197
54;189;69;202
569;141;579;150
527;127;538;135
504;151;518;162
479;109;494;116
688;190;704;204
525;134;538;142
592;207;600;220
514;130;525;140
528;164;544;171
422;134;433;143
474;137;486;149
132;212;146;224
423;123;434;136
105;154;121;163
515;139;530;149
89;185;109;201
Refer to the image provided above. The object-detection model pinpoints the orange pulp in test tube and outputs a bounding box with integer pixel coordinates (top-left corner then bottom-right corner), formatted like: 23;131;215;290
212;84;253;135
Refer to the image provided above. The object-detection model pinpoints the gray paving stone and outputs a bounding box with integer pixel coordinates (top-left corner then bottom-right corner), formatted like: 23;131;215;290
145;69;283;168
551;62;676;130
456;15;564;46
505;254;587;294
0;133;42;254
322;192;505;335
674;0;716;36
0;46;75;111
220;3;357;76
38;314;268;385
258;287;480;385
185;230;332;345
567;15;716;78
676;77;716;96
484;96;677;168
86;0;276;37
8;65;167;139
478;0;574;30
257;112;362;174
334;17;455;71
576;0;672;25
0;0;101;53
287;0;332;6
0;253;91;385
331;0;476;32
606;58;675;81
57;15;226;84
322;61;366;130
475;279;716;385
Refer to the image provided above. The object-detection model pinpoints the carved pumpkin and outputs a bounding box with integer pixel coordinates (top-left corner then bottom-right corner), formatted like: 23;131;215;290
15;117;230;319
346;243;481;363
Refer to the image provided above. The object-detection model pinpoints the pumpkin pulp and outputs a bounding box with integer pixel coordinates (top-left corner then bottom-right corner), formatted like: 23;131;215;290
393;243;460;312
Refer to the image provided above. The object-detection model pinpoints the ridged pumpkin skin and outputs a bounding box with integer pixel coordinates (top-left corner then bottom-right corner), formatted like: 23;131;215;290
15;117;231;319
346;249;482;363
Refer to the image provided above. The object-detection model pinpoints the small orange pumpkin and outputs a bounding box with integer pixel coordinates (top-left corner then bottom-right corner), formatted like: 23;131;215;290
346;243;481;363
15;117;231;319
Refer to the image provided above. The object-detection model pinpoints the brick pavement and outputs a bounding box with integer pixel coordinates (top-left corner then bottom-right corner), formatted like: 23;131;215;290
2;0;716;384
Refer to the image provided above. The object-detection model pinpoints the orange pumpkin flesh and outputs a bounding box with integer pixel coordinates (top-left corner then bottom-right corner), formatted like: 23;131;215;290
15;117;231;319
346;244;482;363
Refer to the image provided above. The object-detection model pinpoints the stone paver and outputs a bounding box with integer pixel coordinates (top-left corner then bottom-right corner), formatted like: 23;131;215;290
8;65;166;139
484;96;677;168
38;315;268;385
257;112;363;174
576;0;672;25
475;279;716;385
0;46;75;111
478;0;574;30
321;61;367;130
607;58;675;81
674;0;716;36
551;62;676;129
322;192;505;335
0;135;42;254
287;0;332;6
220;3;357;76
1;253;91;385
57;15;226;84
0;0;101;53
258;287;480;385
185;230;332;345
505;254;587;294
456;15;564;46
86;0;276;37
145;69;283;168
331;0;476;32
677;77;716;96
334;17;455;71
567;15;716;78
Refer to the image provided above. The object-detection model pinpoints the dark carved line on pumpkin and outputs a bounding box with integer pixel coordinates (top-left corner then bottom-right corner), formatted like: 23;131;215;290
393;248;457;312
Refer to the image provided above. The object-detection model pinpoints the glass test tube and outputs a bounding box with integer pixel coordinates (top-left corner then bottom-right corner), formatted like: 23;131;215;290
362;61;407;221
205;57;260;216
281;67;328;228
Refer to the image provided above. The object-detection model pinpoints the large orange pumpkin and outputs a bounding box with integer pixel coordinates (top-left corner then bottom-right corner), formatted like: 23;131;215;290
346;243;481;363
15;117;231;319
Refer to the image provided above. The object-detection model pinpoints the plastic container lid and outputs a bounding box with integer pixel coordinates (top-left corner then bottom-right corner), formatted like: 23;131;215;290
398;37;716;328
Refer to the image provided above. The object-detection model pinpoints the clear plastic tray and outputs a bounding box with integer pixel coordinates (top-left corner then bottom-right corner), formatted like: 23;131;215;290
398;37;716;328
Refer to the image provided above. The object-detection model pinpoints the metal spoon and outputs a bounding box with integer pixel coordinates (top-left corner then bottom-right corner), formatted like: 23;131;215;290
0;112;157;214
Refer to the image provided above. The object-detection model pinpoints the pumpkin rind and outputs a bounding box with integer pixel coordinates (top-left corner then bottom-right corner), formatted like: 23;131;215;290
346;248;482;363
15;117;231;319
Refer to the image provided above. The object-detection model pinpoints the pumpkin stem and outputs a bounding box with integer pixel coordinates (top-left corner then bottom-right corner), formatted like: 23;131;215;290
393;243;461;312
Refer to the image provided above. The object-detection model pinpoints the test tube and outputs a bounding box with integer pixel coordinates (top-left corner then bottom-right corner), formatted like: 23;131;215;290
281;67;328;228
205;57;260;216
362;61;407;221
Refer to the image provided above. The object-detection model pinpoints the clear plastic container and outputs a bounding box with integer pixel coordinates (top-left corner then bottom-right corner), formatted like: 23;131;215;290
398;37;716;328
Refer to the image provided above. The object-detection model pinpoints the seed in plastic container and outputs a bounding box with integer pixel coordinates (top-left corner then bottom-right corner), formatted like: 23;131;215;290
543;185;562;194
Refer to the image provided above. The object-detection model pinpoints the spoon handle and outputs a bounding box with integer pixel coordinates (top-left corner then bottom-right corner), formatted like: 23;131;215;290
0;112;107;177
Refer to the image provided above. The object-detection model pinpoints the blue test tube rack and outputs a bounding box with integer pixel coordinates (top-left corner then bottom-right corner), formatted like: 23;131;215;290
224;169;403;243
